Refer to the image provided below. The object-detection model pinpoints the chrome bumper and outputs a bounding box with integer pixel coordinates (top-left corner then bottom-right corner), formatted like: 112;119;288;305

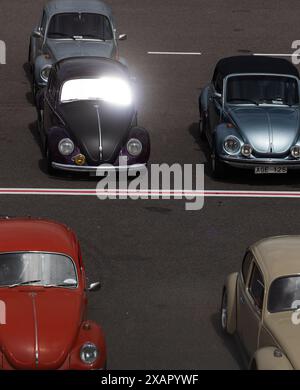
52;162;147;173
221;156;300;169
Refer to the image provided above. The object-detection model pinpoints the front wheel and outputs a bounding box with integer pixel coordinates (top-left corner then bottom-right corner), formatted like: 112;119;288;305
220;289;229;333
199;113;207;140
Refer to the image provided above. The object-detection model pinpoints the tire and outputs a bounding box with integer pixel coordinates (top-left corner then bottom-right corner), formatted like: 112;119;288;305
220;289;229;333
211;151;227;179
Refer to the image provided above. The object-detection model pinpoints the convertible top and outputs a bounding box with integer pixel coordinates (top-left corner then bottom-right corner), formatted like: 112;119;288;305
45;0;112;18
213;56;300;92
53;57;129;84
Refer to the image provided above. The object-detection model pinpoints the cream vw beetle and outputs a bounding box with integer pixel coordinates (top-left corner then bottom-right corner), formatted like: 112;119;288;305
221;236;300;370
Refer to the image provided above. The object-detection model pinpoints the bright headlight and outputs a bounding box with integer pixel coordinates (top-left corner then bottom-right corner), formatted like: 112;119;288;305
291;145;300;159
40;65;52;83
58;138;74;156
80;342;99;364
224;136;241;155
127;138;143;157
60;77;133;106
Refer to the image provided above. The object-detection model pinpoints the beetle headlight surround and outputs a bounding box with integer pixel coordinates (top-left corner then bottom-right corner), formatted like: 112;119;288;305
58;138;74;156
80;342;99;365
40;65;52;83
223;136;241;155
291;145;300;159
127;138;143;157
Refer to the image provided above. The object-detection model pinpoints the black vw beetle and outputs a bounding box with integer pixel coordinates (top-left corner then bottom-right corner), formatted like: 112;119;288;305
37;57;150;174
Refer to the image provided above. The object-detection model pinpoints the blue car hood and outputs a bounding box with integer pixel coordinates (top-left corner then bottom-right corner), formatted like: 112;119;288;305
46;39;115;62
228;106;300;154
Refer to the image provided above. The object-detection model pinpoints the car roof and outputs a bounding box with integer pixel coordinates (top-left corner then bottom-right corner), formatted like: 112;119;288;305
44;0;112;18
251;236;300;285
213;55;299;92
53;56;129;84
0;218;78;261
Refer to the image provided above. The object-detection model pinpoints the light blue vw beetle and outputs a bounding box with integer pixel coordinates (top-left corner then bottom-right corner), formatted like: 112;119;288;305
28;0;127;95
199;56;300;178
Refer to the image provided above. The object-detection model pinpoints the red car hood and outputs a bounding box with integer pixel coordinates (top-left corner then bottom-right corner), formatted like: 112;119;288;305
0;289;83;369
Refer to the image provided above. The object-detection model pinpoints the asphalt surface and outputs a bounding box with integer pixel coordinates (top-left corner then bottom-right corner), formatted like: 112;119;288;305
0;0;300;369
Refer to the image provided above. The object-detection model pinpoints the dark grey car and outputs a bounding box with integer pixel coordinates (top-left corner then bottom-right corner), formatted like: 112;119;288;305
199;56;300;177
28;0;127;94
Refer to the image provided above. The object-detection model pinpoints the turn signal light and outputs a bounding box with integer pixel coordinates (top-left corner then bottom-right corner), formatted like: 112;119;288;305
73;154;86;166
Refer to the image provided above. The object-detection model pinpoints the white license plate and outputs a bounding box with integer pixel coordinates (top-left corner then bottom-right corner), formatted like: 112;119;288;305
255;166;288;174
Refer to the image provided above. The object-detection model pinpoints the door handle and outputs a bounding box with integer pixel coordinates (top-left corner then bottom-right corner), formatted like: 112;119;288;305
240;296;245;304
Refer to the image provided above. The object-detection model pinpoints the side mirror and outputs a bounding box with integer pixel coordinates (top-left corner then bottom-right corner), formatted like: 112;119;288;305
88;282;101;292
214;91;222;99
118;34;127;41
32;30;43;39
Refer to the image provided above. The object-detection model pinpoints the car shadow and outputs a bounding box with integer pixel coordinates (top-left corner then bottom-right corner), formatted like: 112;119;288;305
188;122;300;187
23;62;35;106
210;312;245;369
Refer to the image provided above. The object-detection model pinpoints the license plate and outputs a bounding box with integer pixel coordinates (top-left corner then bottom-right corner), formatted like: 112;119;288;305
255;166;288;174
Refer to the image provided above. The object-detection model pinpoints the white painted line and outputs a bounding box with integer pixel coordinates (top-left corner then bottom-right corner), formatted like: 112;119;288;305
147;51;202;56
253;53;298;57
1;188;300;199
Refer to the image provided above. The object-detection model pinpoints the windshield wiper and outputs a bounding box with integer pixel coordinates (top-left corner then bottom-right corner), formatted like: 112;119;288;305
44;283;77;288
81;34;105;41
9;280;41;288
48;32;76;40
228;98;259;106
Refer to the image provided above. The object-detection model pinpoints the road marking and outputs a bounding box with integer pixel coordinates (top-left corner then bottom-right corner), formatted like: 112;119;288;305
253;53;298;57
1;188;300;199
147;51;202;56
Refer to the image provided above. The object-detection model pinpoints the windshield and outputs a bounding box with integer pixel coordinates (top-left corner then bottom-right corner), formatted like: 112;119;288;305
0;252;77;288
268;276;300;313
226;75;299;106
47;13;113;40
60;77;132;106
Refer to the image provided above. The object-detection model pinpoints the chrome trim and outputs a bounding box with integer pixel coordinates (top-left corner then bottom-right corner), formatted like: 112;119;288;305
31;292;39;367
52;162;147;173
94;105;103;160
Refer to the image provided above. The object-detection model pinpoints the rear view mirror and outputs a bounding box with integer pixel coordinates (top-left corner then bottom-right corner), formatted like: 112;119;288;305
88;281;101;292
118;34;127;41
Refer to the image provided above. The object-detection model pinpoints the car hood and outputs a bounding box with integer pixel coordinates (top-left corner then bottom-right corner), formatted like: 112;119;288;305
264;312;300;369
228;106;300;155
0;289;82;370
58;100;134;165
46;39;115;62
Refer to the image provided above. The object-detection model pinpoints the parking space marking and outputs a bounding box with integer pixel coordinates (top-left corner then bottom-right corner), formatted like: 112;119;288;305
147;51;202;55
1;188;300;199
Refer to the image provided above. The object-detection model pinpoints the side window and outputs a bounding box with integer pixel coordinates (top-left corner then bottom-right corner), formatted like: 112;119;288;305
248;264;265;311
242;251;252;283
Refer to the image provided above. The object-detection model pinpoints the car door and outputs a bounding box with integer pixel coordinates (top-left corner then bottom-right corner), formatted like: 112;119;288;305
237;256;265;359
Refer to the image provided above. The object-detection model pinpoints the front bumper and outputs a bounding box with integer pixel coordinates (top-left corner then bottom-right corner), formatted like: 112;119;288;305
220;155;300;170
52;162;147;174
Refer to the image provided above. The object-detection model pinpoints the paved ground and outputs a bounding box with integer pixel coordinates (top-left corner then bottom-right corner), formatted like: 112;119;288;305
0;0;300;369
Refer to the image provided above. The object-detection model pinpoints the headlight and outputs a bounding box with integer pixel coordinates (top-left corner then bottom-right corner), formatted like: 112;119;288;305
223;136;241;155
40;65;52;83
241;144;253;157
80;342;99;364
58;138;74;156
127;138;143;157
291;145;300;159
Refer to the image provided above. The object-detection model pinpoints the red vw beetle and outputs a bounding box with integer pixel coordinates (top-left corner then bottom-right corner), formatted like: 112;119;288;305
0;217;106;370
